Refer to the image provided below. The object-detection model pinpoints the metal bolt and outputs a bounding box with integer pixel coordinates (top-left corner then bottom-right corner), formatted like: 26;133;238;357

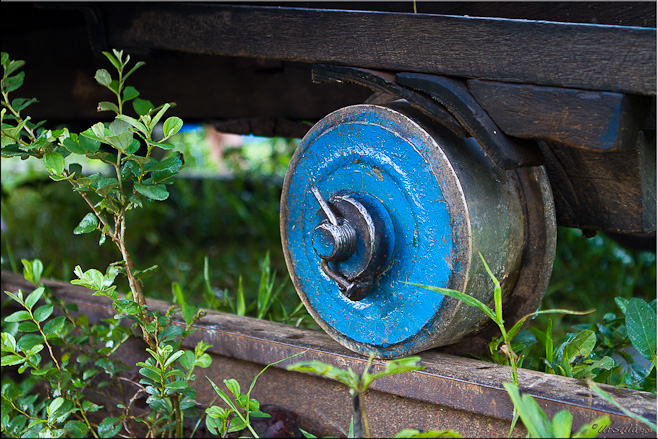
312;219;357;261
310;186;357;261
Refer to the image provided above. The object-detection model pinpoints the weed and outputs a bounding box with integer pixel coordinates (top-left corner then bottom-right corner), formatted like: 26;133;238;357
0;50;273;438
409;252;643;438
287;354;461;438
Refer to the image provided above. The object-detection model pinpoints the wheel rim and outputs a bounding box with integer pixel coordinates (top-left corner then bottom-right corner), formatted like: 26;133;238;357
281;104;555;358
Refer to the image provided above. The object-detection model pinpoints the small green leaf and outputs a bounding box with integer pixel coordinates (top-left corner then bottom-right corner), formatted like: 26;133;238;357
123;86;140;101
75;134;101;154
145;154;183;173
163;350;185;369
551;410;573;438
116;114;148;136
48;397;65;418
164;380;189;391
1;354;25;366
179;351;195;371
82;400;102;413
287;361;358;389
163;116;183;139
123;61;145;81
224;378;241;398
94;69;112;87
479;253;503;324
89;122;107;140
207;377;241;416
4;310;31;322
18;321;38;332
159;325;183;342
43;316;67;335
108;79;120;94
2;333;17;352
563;330;596;365
195;353;212;368
12;97;37;112
146;138;175;150
82;368;98;380
69;163;83;177
139;367;161;384
6;60;25;76
17;334;43;352
503;382;552;438
1;144;30;158
206;406;228;420
179;396;197;410
615;297;629;315
73;213;99;235
64;419;89;438
43;152;65;175
367;356;424;388
146;394;173;413
150;103;171;130
108;118;132;136
133;265;159;280
133;98;153;116
545;318;554;364
97;101;119;113
105;132;134;152
97;417;121;438
237;277;246;316
4;71;25;92
134;182;169;201
626;298;657;361
506;308;593;342
33;303;54;322
102;51;122;72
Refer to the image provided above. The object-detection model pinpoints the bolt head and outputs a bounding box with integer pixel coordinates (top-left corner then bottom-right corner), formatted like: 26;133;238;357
312;222;339;260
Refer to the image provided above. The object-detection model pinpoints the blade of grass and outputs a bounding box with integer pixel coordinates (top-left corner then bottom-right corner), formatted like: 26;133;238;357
406;282;500;326
586;380;657;432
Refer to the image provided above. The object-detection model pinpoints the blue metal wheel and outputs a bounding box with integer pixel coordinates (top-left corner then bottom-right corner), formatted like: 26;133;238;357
281;103;555;358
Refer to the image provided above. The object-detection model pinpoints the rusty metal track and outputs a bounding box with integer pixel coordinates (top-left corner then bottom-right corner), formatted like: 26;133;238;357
2;271;656;437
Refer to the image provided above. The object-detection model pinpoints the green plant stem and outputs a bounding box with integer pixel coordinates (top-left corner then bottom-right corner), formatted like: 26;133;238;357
34;315;60;373
113;212;154;347
190;395;218;438
1;90;36;140
114;214;147;306
74;396;101;439
496;325;521;438
357;391;370;438
115;151;123;191
1;394;38;421
174;395;183;439
70;181;113;233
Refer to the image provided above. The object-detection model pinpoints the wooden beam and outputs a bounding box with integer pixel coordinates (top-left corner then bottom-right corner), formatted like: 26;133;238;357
104;3;656;95
539;132;656;233
468;80;650;151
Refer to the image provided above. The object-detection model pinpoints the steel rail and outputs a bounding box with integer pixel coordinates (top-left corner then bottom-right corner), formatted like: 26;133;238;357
2;271;656;437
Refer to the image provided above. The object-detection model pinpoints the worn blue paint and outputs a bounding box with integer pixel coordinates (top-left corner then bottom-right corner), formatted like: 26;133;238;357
284;106;457;354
